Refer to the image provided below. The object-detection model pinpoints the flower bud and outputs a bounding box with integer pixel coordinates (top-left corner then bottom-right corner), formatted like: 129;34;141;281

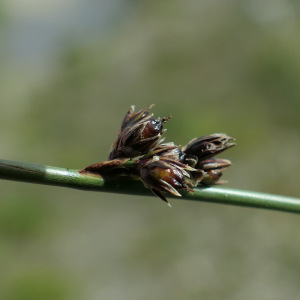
182;134;235;166
199;158;232;185
108;105;170;160
137;156;195;205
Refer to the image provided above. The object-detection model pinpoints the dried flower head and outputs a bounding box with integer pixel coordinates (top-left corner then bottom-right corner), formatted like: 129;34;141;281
81;105;236;206
108;105;170;160
182;134;235;167
137;156;197;205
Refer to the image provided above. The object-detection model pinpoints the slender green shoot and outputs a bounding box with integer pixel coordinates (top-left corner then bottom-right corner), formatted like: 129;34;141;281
0;158;300;214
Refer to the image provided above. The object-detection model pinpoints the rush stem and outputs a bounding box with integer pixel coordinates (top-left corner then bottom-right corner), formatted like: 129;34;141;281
0;158;300;214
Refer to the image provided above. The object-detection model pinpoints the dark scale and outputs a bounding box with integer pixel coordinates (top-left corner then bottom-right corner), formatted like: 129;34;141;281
142;119;163;139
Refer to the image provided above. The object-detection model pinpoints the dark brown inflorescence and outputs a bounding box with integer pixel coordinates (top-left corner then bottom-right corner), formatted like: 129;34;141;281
108;105;170;160
81;105;235;205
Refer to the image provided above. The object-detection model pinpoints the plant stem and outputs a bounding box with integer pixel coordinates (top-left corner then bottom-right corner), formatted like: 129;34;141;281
0;158;300;214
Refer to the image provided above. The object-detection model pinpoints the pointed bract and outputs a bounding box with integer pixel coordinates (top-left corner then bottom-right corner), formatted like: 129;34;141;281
79;158;130;175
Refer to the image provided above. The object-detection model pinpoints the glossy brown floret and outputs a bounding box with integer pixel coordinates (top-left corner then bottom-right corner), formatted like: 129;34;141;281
108;105;170;160
137;157;195;205
182;133;235;167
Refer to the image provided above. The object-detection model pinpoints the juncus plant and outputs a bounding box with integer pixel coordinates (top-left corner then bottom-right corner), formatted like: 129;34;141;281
81;105;235;206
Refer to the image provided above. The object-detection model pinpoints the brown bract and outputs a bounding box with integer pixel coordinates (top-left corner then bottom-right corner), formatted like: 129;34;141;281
80;158;129;175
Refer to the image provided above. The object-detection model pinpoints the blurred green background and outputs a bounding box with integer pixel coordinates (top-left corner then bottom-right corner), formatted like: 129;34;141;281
1;0;300;299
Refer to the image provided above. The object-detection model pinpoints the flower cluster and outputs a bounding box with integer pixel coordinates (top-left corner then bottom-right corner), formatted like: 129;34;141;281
81;105;235;205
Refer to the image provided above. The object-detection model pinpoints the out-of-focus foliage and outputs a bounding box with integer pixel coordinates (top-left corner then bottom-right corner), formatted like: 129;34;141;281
3;270;73;300
1;1;300;299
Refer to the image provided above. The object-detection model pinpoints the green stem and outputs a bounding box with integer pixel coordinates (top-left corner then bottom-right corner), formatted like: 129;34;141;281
0;158;300;214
